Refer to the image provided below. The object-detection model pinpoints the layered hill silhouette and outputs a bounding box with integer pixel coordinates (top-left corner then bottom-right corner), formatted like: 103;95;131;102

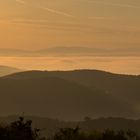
0;69;140;120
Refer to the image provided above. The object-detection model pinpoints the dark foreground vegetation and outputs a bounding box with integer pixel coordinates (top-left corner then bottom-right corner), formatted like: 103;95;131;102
0;117;45;140
0;117;140;140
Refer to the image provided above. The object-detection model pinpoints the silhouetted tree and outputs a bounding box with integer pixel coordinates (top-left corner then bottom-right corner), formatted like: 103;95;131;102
53;126;80;140
52;127;140;140
0;117;45;140
0;117;139;140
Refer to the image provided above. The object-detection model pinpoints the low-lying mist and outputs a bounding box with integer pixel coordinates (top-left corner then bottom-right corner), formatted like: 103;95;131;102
0;56;140;74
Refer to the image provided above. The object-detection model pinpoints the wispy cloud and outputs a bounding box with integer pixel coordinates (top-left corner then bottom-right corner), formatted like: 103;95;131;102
15;0;74;18
88;16;115;20
88;0;140;9
15;0;25;4
42;7;74;18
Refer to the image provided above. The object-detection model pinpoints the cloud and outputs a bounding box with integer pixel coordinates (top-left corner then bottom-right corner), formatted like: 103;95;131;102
87;0;140;9
42;7;74;18
88;16;115;20
15;0;25;4
14;0;74;18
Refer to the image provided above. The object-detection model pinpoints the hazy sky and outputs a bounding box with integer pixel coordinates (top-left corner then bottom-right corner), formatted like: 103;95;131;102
0;0;140;50
0;0;140;73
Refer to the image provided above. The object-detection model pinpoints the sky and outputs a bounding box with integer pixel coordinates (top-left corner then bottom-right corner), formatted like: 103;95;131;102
0;0;140;74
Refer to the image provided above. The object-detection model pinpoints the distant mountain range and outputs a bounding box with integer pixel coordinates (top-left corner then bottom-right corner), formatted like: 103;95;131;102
0;47;139;56
0;66;21;77
0;69;140;120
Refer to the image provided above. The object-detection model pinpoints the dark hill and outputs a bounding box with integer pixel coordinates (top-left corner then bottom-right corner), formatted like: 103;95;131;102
6;69;140;106
0;70;138;120
1;69;140;120
0;76;133;120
